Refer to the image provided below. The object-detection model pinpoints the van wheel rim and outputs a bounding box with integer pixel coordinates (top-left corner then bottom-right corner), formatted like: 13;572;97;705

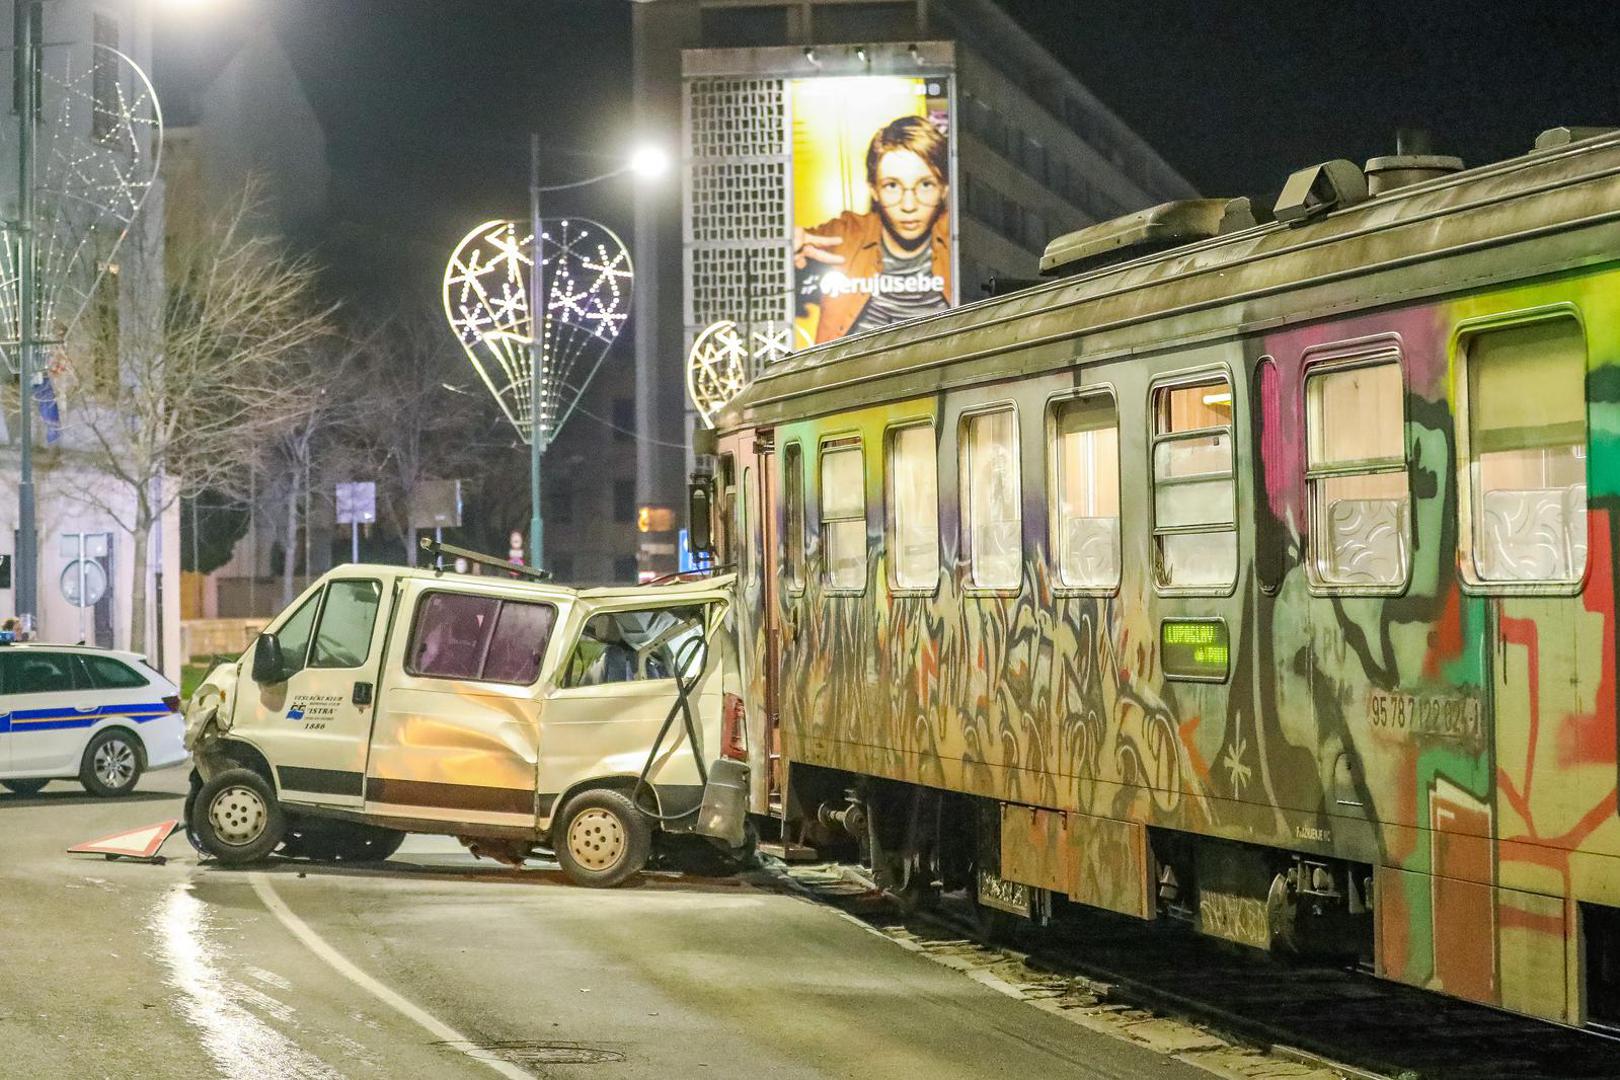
94;740;136;789
209;786;268;846
567;808;626;872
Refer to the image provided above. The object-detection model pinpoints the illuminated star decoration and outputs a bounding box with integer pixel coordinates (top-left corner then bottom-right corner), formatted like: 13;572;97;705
442;217;632;446
0;45;162;373
685;319;811;427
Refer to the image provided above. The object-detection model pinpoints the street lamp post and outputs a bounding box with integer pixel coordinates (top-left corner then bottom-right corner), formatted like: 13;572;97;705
443;141;662;578
528;133;545;571
15;0;38;627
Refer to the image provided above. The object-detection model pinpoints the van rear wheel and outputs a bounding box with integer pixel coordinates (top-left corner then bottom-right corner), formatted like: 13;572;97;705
554;789;650;888
193;768;286;864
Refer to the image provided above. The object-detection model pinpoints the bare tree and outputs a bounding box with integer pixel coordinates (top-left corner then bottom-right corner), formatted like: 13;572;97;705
57;189;332;651
349;309;489;566
257;333;370;607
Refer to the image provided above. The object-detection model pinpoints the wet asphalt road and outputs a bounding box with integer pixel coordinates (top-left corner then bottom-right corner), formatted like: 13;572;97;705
0;767;1214;1080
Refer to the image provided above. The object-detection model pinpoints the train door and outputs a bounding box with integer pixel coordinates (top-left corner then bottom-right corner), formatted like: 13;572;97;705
1145;358;1253;815
1456;312;1591;1023
715;427;776;816
757;433;784;809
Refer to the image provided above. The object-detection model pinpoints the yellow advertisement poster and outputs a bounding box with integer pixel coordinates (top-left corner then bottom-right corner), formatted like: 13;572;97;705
790;76;954;344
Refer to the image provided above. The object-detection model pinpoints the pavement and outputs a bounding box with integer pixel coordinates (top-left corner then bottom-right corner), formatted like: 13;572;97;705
0;766;1218;1080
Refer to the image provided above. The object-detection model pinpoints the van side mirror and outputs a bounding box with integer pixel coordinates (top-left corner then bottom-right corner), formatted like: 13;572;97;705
688;480;713;555
251;632;287;684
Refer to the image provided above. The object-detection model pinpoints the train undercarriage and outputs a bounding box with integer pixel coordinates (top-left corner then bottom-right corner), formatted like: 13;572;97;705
778;763;1620;1029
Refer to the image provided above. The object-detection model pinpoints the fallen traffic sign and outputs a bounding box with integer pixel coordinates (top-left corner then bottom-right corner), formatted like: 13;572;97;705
67;819;179;863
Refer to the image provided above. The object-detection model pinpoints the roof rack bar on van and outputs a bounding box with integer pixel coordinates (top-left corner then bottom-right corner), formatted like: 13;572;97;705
418;537;553;582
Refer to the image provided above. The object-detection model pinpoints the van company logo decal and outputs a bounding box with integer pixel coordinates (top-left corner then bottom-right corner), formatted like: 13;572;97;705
285;694;345;730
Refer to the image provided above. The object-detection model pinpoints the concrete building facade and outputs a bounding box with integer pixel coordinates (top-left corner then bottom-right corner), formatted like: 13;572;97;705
630;0;1196;574
0;0;180;676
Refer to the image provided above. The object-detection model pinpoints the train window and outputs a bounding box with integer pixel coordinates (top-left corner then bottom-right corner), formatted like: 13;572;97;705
963;407;1022;589
741;466;754;580
820;441;867;591
1305;359;1410;589
717;453;736;566
783;443;805;593
887;423;940;591
1463;318;1588;585
1048;392;1120;590
1151;377;1237;589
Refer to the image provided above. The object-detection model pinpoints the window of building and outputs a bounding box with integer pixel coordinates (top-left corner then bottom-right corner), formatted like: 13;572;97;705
1463;317;1588;585
1049;393;1120;590
810;2;918;43
561;605;707;688
83;655;147;690
550;554;575;581
614;555;638;582
407;592;557;684
11;2;41;121
546;486;574;526
611;396;635;443
91;11;119;142
700;5;790;48
887;423;939;590
613;479;636;524
1306;359;1409;588
1152;377;1236;589
820;441;866;590
783;442;805;592
962;407;1022;589
90;262;119;391
310;579;382;668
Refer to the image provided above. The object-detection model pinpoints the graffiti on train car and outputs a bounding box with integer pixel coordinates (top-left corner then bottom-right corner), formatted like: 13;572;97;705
729;147;1620;1027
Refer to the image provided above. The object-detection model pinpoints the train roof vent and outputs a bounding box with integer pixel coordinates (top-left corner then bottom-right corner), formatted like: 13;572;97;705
1534;126;1618;150
1273;159;1368;226
1039;198;1250;278
1364;153;1464;194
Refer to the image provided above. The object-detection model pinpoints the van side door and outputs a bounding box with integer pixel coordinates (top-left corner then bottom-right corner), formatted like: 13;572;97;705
245;576;390;808
364;580;562;832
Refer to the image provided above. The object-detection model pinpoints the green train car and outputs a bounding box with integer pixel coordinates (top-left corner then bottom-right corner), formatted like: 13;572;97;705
700;128;1620;1028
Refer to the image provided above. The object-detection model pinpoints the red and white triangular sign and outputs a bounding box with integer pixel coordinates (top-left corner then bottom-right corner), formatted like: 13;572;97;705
67;819;179;860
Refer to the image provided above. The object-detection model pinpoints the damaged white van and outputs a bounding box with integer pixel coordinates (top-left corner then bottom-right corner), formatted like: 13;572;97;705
183;555;749;887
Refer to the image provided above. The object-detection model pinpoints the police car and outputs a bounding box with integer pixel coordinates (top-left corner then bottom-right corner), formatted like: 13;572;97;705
0;643;186;797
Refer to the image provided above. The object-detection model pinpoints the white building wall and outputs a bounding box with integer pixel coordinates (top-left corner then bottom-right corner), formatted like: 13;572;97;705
0;450;181;679
0;0;179;677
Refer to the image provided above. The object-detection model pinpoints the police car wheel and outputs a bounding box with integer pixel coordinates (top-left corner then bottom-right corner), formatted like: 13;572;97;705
79;729;145;797
555;789;651;889
193;768;286;864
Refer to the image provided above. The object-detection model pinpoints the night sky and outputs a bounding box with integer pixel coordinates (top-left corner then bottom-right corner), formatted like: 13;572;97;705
157;0;1620;311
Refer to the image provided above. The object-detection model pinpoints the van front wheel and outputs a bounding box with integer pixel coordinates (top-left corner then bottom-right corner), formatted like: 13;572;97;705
193;768;286;864
554;789;650;888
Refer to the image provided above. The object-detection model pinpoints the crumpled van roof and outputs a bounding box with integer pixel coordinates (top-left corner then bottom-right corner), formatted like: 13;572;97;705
338;563;734;603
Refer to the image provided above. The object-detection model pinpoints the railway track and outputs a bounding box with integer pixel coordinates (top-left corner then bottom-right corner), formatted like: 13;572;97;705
762;860;1620;1080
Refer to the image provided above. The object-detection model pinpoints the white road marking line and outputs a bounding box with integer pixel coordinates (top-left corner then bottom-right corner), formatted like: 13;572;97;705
249;872;535;1080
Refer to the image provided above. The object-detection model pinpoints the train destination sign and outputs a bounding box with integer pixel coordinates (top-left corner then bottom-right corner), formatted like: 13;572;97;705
1161;619;1230;682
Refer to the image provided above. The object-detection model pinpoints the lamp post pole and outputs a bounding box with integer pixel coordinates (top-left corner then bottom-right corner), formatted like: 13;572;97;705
15;0;38;627
527;132;545;572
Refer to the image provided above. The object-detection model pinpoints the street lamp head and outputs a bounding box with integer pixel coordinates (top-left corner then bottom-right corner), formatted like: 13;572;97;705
629;144;670;180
